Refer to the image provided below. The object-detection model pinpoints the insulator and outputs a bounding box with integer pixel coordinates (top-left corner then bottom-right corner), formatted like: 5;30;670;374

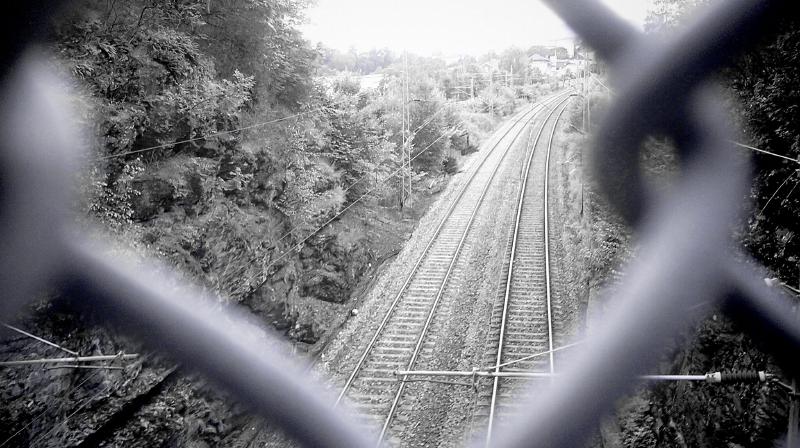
715;371;767;383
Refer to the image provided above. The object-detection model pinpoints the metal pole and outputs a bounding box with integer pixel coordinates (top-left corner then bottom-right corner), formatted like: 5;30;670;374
404;51;412;210
790;287;799;447
1;322;79;356
789;378;798;447
394;370;764;382
0;353;139;366
400;73;405;213
584;48;589;133
471;76;475;100
587;51;592;131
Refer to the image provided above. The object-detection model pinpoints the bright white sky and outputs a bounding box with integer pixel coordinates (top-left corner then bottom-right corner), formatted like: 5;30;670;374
300;0;653;56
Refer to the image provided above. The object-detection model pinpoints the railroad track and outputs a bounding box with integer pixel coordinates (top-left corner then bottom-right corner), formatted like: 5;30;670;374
333;91;572;446
472;95;573;446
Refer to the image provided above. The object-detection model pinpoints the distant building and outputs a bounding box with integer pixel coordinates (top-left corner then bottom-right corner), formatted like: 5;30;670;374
358;74;385;90
316;72;386;92
558;60;580;76
529;54;550;73
480;59;501;74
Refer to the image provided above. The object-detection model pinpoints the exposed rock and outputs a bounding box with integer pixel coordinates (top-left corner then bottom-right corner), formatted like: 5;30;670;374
221;177;245;197
131;177;176;221
189;138;227;158
217;151;255;180
300;266;348;303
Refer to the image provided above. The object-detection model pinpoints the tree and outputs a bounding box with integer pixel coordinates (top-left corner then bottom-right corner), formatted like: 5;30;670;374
199;0;316;108
499;47;528;86
644;0;707;32
645;0;800;279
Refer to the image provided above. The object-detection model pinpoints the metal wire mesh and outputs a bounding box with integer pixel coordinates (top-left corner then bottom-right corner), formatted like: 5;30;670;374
1;0;798;447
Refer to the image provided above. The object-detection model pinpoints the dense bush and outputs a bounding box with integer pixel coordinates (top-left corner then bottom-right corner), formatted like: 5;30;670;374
479;84;517;116
599;3;800;446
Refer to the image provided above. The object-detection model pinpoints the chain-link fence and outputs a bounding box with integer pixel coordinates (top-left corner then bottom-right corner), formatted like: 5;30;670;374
1;0;798;447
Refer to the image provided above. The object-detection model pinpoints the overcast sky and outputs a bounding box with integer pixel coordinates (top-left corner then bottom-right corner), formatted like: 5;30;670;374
300;0;653;56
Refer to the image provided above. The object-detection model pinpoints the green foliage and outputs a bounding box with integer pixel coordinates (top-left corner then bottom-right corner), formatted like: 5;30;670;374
498;47;528;85
645;0;800;279
645;0;707;32
199;0;316;106
61;0;516;305
56;1;258;161
319;46;396;74
479;84;517;116
442;156;458;174
86;160;145;231
620;4;800;445
619;396;658;448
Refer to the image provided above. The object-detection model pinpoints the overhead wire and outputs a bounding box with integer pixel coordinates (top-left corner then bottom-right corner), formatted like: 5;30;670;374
241;98;467;266
754;168;798;224
29;377;116;446
1;322;79;356
0;353;126;447
781;174;800;205
245;128;458;289
92;96;360;162
94;91;464;298
25;353;159;447
731;140;799;164
93;110;315;161
488;341;584;371
93;93;439;291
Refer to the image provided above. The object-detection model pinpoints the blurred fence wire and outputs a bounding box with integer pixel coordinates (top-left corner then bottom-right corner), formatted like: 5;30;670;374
1;0;799;447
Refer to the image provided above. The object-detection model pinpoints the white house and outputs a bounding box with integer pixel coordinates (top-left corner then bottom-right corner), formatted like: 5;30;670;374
529;54;550;74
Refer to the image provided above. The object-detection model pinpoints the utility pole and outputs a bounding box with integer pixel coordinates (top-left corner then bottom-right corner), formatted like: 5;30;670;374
488;71;494;115
587;50;591;132
581;49;586;132
400;51;407;214
470;76;475;100
790;278;799;447
582;47;588;133
789;378;798;447
401;51;412;213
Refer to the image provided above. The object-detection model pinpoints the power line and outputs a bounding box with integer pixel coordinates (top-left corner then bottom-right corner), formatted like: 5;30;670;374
590;74;613;93
0;353;128;447
731;140;799;165
30;379;114;445
113;96;466;297
93;110;318;162
782;174;800;205
1;322;78;356
0;353;138;367
246;128;458;290
251;99;465;262
26;353;135;447
755;168;798;224
92;91;464;164
93;96;359;162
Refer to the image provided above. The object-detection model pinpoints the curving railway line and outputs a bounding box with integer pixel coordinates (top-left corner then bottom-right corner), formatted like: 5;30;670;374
332;91;574;447
473;95;573;446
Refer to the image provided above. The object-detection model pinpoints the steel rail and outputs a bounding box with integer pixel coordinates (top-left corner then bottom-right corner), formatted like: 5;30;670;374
333;104;534;406
490;1;797;447
4;1;799;447
333;92;567;408
375;92;574;446
542;102;573;372
485;96;572;446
